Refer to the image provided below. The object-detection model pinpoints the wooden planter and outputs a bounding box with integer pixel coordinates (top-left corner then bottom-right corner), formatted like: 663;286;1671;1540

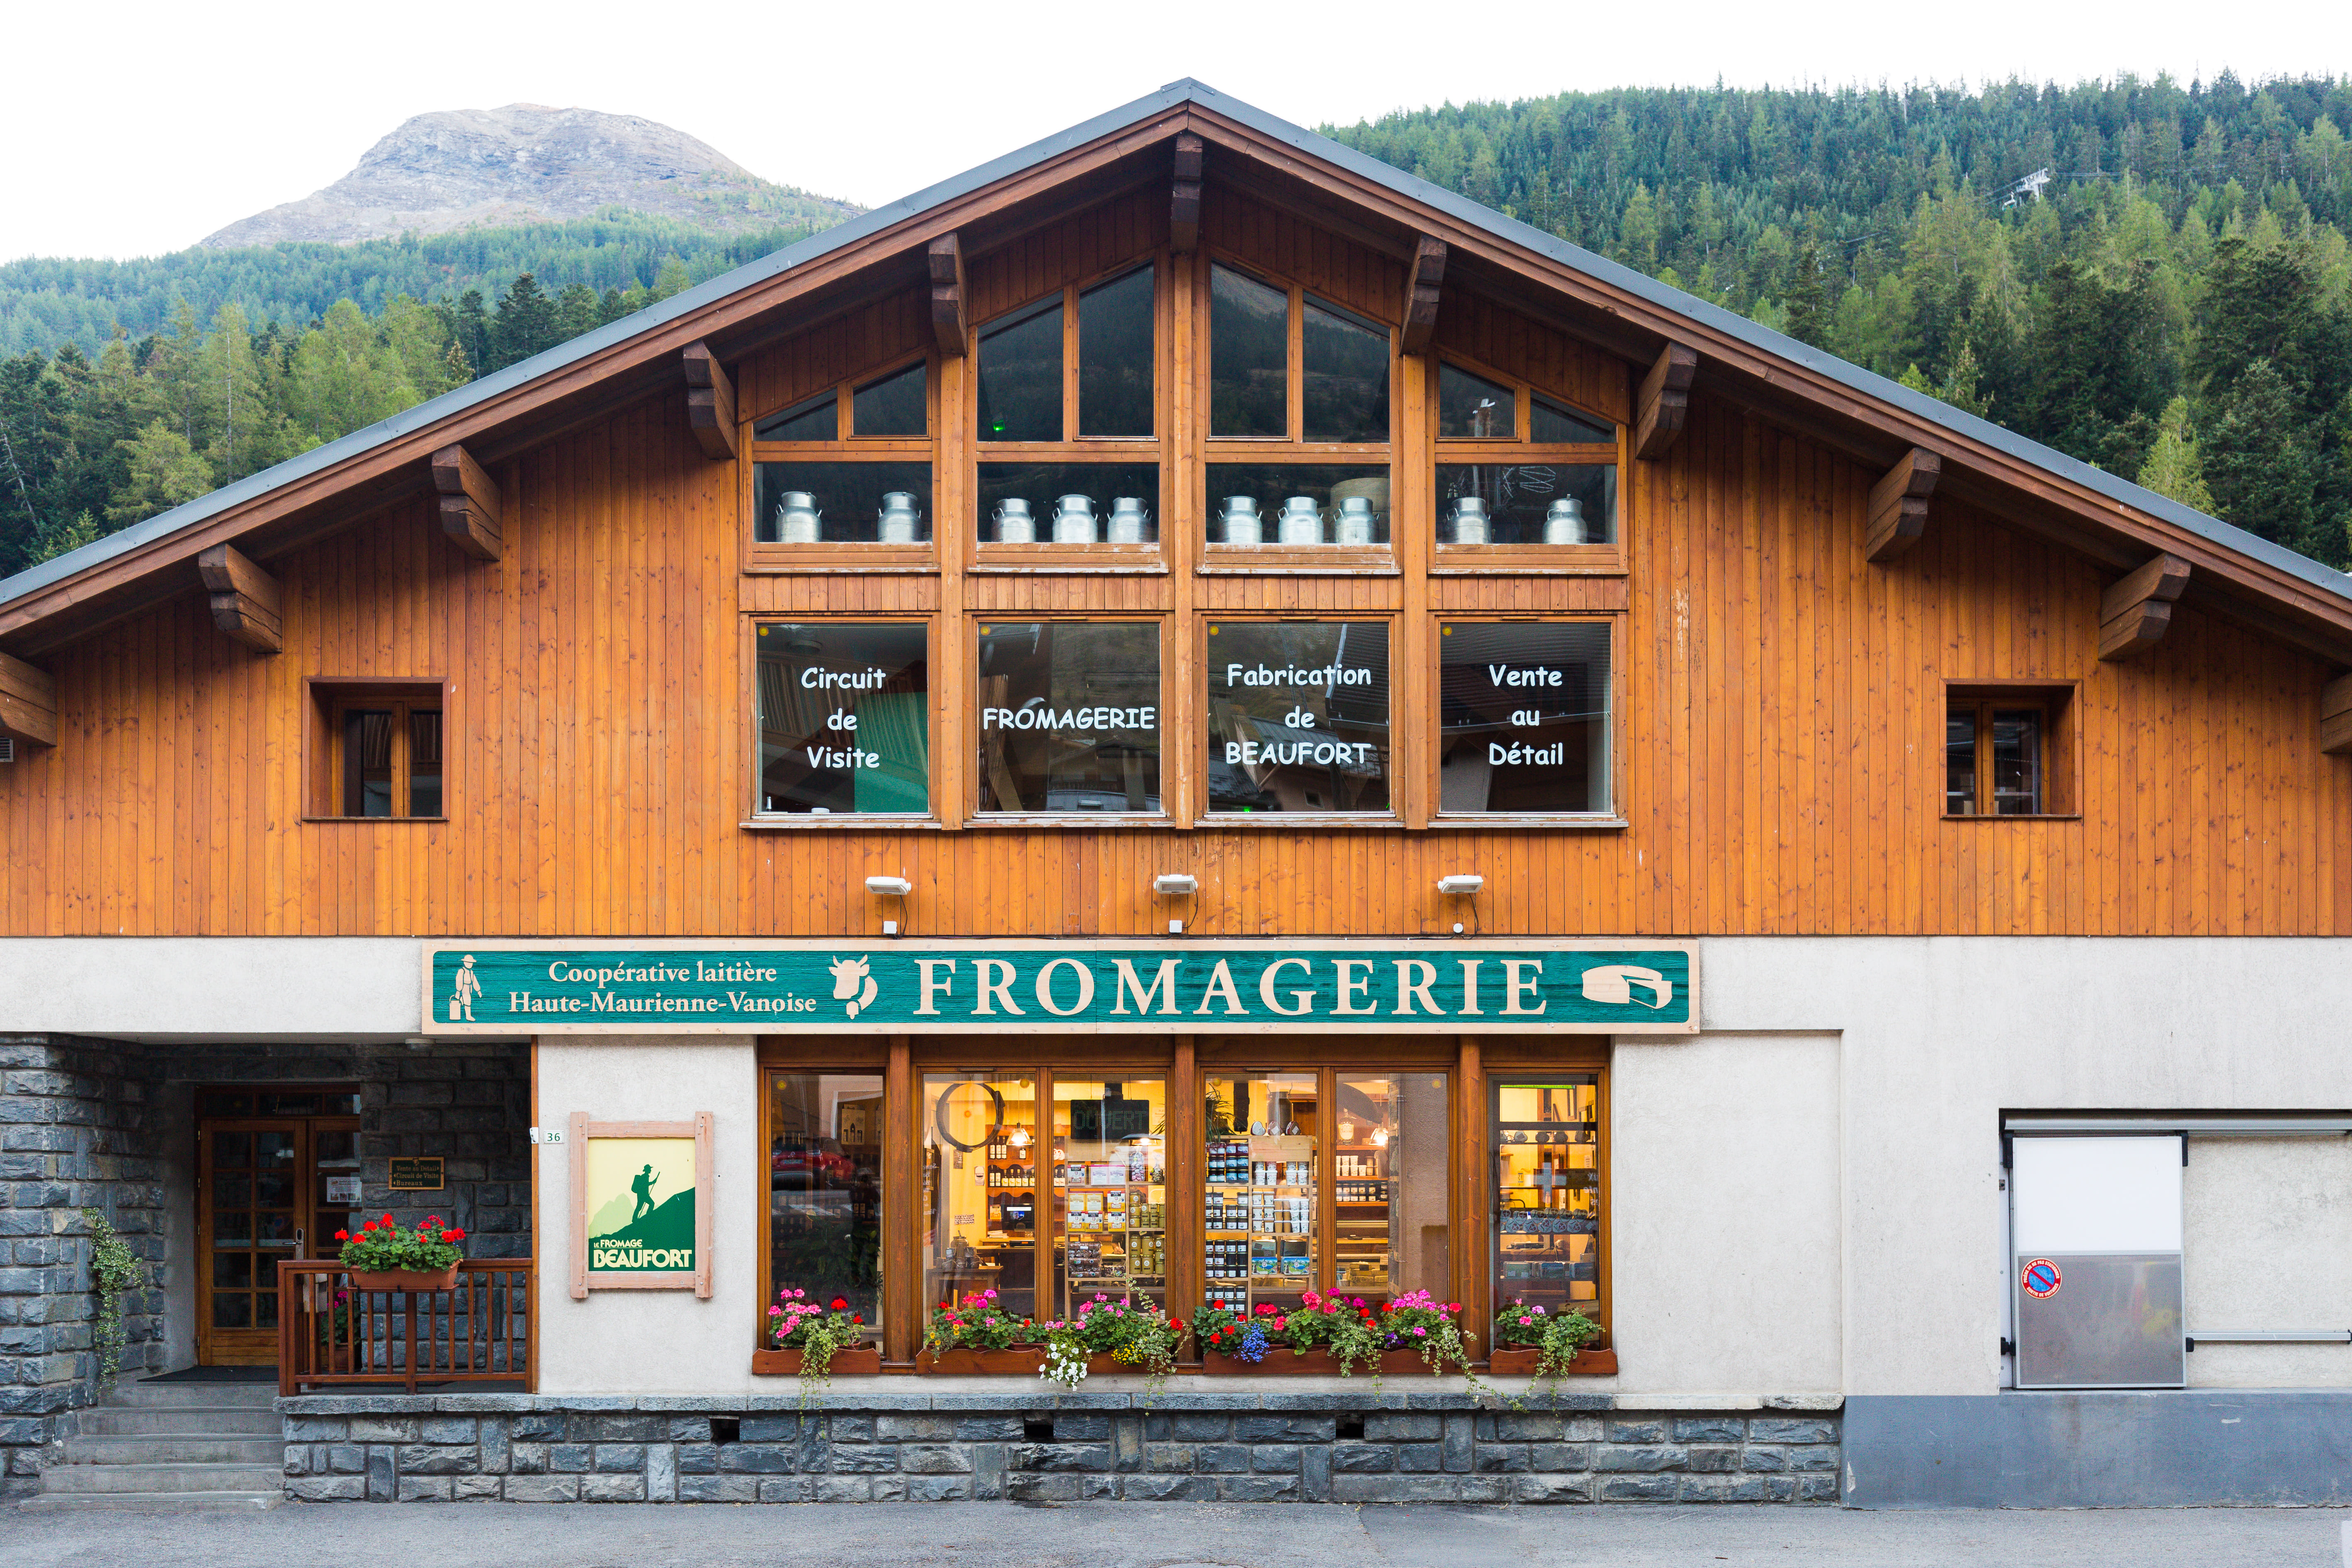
1201;1345;1474;1377
753;1345;884;1378
1488;1347;1619;1376
915;1347;1046;1375
349;1265;458;1294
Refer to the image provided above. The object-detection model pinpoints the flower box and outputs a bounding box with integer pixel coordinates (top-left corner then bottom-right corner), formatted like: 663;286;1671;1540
1488;1347;1618;1376
753;1345;883;1378
916;1348;1046;1375
349;1265;459;1294
1201;1347;1447;1376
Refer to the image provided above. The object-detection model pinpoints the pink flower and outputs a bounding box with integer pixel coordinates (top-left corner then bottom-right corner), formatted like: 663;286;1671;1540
1414;1326;1428;1336
1517;1316;1532;1326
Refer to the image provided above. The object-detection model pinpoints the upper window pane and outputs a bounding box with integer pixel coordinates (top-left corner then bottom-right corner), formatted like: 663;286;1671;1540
976;621;1160;813
1530;395;1613;445
1438;364;1515;439
1210;265;1288;438
757;392;836;443
407;710;443;818
1207;464;1388;547
1438;463;1616;546
1438;621;1612;814
1946;708;1979;815
977;462;1158;545
342;710;393;818
755;462;931;545
1300;298;1389;443
978;300;1063;443
756;623;929;815
1078;267;1154;439
1206;620;1391;814
853;364;926;436
1991;710;2042;815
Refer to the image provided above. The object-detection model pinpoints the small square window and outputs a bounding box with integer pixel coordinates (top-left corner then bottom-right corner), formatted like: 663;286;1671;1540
1945;686;2074;817
309;681;446;819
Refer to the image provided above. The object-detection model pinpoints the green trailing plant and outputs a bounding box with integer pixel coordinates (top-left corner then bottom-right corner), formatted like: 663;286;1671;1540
1041;1295;1183;1398
922;1289;1035;1355
769;1287;868;1408
1492;1296;1603;1408
81;1208;144;1392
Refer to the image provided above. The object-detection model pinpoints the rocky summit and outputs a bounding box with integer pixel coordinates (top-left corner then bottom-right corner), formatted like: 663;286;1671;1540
201;103;858;247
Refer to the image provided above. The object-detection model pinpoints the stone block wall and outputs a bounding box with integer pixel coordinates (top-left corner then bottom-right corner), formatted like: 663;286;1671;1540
276;1391;1842;1505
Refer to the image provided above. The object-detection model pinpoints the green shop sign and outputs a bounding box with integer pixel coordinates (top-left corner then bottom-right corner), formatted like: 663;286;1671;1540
424;940;1697;1035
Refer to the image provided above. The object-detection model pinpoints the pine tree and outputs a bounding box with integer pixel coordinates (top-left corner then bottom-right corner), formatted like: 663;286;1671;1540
555;283;602;342
104;422;213;526
2135;397;2218;513
1782;239;1828;348
489;274;559;371
648;257;693;303
2203;359;2319;550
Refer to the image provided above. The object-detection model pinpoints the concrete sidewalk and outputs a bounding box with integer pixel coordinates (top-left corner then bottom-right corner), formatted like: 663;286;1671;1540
8;1501;2350;1567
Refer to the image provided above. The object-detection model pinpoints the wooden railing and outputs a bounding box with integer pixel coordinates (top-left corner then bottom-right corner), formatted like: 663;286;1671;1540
277;1260;535;1397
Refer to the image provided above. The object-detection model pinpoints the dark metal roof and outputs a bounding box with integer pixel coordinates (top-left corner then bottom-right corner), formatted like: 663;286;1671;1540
7;78;2347;615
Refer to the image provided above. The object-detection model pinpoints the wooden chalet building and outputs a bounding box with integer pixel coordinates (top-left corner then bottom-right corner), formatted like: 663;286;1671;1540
5;82;2352;1509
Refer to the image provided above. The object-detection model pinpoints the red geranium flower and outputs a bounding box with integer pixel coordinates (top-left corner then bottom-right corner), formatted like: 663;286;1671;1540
830;1297;849;1311
333;1230;348;1241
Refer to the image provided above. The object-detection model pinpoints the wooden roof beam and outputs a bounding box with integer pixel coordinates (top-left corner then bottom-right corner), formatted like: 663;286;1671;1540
0;649;56;746
432;443;504;558
2324;674;2352;756
1400;237;1446;355
681;342;738;462
2098;553;2191;662
928;234;967;357
1634;343;1697;460
196;544;283;653
1865;449;1942;562
1171;133;1203;253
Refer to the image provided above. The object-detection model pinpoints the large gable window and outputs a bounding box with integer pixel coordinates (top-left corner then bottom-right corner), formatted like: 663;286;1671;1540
747;359;935;565
1433;358;1621;571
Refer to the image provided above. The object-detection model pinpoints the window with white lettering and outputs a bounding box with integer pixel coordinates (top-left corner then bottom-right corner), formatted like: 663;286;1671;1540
754;623;930;815
1205;621;1390;814
976;622;1161;814
1438;621;1612;814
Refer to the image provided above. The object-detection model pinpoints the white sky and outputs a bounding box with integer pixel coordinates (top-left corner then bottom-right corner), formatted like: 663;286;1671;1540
5;0;2342;262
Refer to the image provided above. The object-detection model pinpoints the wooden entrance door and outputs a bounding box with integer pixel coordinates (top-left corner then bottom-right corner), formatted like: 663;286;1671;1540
196;1113;361;1364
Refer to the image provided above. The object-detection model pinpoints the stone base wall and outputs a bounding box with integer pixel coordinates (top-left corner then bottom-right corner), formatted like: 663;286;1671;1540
276;1391;1842;1504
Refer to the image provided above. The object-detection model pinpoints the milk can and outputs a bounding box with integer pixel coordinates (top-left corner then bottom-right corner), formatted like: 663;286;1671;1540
1221;495;1263;545
773;491;820;544
1450;495;1490;545
1334;495;1377;546
1544;496;1587;545
1051;494;1098;544
1277;496;1324;546
1107;497;1149;545
876;491;922;543
993;497;1035;543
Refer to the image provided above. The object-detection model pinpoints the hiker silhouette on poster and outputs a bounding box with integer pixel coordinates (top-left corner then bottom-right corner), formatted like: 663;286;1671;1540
630;1163;660;1222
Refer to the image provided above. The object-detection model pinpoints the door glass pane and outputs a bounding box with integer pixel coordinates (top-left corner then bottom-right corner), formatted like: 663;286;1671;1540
315;1128;359;1168
1077;267;1154;438
1210;265;1288;438
343;709;393;817
753;461;932;545
214;1211;252;1244
256;1212;296;1244
1438;621;1612;813
1946;708;1979;814
1992;710;2042;814
755;623;930;816
1050;1076;1167;1319
1335;1074;1448;1299
213;1131;252;1169
1301;298;1388;443
977;300;1063;443
1439;363;1517;439
255;1172;295;1209
1205;464;1389;548
1205;621;1391;814
1202;1072;1320;1315
1437;463;1616;546
255;1290;279;1329
769;1073;884;1338
853;363;926;436
212;1293;252;1329
407;710;443;817
1493;1078;1602;1316
1530;395;1613;445
213;1173;252;1210
974;622;1160;814
922;1072;1040;1321
213;1251;253;1289
755;391;837;442
257;1132;297;1167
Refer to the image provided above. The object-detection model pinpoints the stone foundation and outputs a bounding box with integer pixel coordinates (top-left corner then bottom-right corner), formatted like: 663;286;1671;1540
275;1388;1841;1504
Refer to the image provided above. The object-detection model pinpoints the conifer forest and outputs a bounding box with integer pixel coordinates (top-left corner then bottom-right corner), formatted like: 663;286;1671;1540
2;74;2348;578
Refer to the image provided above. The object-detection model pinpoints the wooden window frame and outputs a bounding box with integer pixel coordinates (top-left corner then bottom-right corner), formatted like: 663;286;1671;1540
968;254;1173;575
740;614;943;832
967;613;1176;829
1943;681;2078;819
1198;252;1399;577
1431;352;1627;577
1195;613;1404;829
742;351;941;576
1428;616;1629;830
303;678;449;823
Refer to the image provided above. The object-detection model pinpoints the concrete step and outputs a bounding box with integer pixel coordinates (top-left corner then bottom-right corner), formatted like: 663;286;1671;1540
77;1406;283;1437
19;1490;282;1512
111;1379;278;1409
38;1461;284;1495
62;1434;284;1466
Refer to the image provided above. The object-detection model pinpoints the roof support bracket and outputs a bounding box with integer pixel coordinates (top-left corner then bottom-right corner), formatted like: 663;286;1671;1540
2323;674;2352;756
1634;342;1697;460
681;343;738;463
0;650;56;747
2098;553;2191;662
432;443;505;558
1864;448;1942;562
196;544;283;654
928;234;967;357
1171;133;1203;253
1401;237;1446;356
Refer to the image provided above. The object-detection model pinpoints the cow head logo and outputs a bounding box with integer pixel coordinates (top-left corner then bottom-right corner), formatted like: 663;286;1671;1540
829;955;879;1018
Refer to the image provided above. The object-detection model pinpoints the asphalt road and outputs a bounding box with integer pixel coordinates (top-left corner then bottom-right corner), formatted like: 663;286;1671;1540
10;1503;2352;1567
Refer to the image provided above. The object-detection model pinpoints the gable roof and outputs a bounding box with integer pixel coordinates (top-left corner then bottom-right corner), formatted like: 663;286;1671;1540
5;79;2349;663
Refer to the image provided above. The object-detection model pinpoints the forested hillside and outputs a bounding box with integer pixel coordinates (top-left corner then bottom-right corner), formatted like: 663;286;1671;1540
1328;73;2352;567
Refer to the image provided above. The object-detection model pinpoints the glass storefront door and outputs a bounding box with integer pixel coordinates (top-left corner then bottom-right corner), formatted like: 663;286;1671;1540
1049;1075;1167;1318
1491;1077;1602;1325
197;1106;360;1365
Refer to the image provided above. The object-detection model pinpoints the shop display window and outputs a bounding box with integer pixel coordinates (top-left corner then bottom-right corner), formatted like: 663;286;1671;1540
1049;1076;1168;1317
975;621;1161;815
766;1072;883;1339
754;622;930;817
1204;464;1390;548
923;1071;1042;1319
1436;463;1616;547
1205;620;1392;814
1492;1078;1601;1315
1202;1072;1320;1315
753;461;933;545
976;463;1159;546
1333;1074;1448;1298
1438;620;1614;815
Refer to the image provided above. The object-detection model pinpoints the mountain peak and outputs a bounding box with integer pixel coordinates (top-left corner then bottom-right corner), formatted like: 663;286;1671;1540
201;104;855;247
